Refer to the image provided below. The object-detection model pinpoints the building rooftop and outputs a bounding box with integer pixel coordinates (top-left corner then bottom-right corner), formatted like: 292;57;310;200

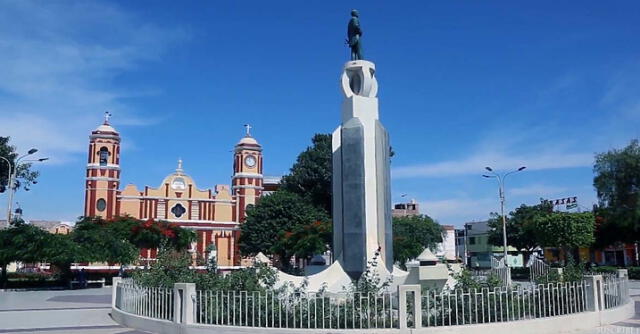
237;135;259;146
94;123;118;133
0;220;73;231
263;176;282;184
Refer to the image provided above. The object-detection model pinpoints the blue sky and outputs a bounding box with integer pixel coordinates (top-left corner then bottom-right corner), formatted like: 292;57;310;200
1;1;639;225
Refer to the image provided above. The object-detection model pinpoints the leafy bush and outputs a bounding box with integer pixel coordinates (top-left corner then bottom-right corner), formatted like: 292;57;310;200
535;258;584;284
629;267;640;279
453;269;504;291
393;215;442;270
131;245;397;329
5;271;64;289
8;271;57;280
535;270;563;285
592;266;618;274
561;258;585;282
132;242;276;292
591;266;639;279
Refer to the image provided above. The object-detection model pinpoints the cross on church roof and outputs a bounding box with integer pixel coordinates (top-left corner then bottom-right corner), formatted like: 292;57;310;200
176;158;184;174
243;124;252;136
104;111;112;125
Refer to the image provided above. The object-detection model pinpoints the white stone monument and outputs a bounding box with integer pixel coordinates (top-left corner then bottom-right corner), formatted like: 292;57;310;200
332;60;394;278
272;60;413;292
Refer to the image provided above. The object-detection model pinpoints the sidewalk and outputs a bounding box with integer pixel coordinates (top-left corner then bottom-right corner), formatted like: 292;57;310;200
578;281;640;334
0;287;147;334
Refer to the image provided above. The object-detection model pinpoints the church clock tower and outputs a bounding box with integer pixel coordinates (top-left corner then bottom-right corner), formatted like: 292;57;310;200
84;112;121;219
232;125;263;222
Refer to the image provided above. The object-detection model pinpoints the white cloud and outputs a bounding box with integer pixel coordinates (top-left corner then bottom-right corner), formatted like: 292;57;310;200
392;150;592;179
0;1;187;163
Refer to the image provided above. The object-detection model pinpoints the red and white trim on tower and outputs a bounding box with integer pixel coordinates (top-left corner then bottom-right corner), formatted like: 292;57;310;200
84;116;121;219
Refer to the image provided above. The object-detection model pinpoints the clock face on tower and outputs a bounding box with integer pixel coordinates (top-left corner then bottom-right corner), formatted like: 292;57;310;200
244;155;256;168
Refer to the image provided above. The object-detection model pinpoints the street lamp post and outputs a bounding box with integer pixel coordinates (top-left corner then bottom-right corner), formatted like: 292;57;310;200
4;149;44;225
482;166;526;266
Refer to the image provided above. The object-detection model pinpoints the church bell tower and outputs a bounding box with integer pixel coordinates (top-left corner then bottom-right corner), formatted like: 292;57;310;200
232;125;263;222
84;112;121;219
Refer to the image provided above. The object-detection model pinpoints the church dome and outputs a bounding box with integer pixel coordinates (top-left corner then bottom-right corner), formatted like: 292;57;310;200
94;123;118;133
93;112;118;134
237;135;259;146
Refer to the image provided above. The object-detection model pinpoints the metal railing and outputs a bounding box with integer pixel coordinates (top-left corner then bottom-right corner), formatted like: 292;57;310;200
112;275;630;330
194;290;397;329
115;282;174;321
491;266;512;286
603;275;629;309
471;266;511;287
419;281;587;327
528;256;549;282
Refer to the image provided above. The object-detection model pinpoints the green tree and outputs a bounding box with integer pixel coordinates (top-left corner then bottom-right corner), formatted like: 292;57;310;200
272;221;332;265
0;137;40;193
73;216;195;259
128;218;195;250
0;221;51;288
41;233;80;282
239;191;329;270
593;139;640;243
280;134;332;214
488;202;553;261
132;244;198;288
392;215;443;269
72;218;140;265
133;242;276;292
593;208;622;249
535;211;595;262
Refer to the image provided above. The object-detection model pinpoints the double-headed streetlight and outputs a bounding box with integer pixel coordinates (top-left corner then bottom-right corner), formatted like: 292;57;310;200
2;148;48;226
482;166;526;266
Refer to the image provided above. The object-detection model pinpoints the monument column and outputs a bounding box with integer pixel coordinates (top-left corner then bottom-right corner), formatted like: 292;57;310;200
332;60;393;279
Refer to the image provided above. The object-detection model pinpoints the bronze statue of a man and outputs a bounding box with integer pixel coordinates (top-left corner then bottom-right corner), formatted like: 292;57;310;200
347;10;363;60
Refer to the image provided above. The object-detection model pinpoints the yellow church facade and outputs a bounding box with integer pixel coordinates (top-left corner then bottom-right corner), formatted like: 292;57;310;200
83;117;267;268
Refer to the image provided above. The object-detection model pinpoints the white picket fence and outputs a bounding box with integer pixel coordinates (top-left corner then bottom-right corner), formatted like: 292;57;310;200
472;257;511;286
194;290;397;329
113;274;629;330
420;281;586;327
603;275;630;309
527;256;550;282
115;281;174;321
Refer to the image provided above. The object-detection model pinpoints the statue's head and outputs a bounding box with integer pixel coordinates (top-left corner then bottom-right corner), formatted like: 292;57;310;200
351;9;359;18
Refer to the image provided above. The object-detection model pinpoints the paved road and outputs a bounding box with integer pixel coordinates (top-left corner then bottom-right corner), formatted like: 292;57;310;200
0;287;147;334
2;284;640;333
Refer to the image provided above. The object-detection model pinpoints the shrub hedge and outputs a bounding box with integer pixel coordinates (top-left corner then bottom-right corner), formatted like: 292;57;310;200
511;265;640;281
592;266;640;279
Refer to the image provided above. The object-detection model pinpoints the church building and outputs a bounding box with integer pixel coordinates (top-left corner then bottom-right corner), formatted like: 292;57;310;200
83;116;268;269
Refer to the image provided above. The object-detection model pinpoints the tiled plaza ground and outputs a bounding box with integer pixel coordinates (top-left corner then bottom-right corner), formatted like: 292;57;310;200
0;287;146;334
1;283;640;333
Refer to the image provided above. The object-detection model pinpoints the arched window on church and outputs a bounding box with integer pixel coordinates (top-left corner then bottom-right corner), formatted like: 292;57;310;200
99;147;109;166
